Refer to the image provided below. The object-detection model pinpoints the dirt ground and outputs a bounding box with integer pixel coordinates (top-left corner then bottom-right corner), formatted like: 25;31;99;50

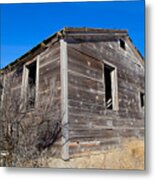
20;137;144;170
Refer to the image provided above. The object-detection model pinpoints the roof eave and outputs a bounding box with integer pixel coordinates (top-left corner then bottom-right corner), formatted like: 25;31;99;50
0;27;129;74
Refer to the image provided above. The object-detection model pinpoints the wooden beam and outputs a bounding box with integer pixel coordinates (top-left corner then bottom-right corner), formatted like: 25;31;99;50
0;74;6;109
101;63;106;109
21;64;29;109
111;66;119;111
60;39;69;160
35;55;40;108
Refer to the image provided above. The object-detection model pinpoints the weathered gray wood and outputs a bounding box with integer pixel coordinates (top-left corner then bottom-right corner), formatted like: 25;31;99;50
0;74;6;108
21;63;29;107
69;138;121;156
67;36;144;156
35;55;40;108
69;75;104;93
68;43;144;76
0;28;144;160
60;39;69;160
39;57;59;69
39;60;60;76
39;42;60;60
68;69;103;83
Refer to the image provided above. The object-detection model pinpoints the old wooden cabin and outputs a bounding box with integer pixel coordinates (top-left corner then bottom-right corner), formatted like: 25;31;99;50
0;27;144;161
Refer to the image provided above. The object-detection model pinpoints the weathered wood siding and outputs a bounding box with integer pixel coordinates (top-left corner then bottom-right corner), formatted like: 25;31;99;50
0;75;4;107
67;38;144;156
0;75;5;151
0;28;145;159
38;42;61;111
37;41;62;156
0;41;62;157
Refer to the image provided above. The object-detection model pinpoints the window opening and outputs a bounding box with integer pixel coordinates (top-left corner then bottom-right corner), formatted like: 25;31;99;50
120;39;126;50
140;92;145;108
26;61;36;109
104;63;117;110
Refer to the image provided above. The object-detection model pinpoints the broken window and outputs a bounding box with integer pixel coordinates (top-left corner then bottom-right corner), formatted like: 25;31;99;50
140;92;145;108
104;63;118;110
119;39;126;50
26;61;37;110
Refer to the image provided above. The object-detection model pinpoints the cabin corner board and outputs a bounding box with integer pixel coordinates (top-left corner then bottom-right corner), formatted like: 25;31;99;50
60;39;69;160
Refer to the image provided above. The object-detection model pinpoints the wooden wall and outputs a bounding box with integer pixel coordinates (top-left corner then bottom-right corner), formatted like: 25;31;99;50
0;40;62;158
37;41;62;156
38;42;61;114
67;37;144;156
0;32;145;159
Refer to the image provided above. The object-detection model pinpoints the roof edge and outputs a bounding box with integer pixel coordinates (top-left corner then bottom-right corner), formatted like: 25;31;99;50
0;27;129;73
0;29;63;73
64;27;128;34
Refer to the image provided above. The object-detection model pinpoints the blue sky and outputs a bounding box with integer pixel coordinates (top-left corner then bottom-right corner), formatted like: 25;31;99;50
0;1;145;68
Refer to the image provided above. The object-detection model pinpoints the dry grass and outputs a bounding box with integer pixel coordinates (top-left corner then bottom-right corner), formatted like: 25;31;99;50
17;137;144;170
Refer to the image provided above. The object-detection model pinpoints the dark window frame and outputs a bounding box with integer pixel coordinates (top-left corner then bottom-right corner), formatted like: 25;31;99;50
119;39;126;50
103;61;118;111
140;92;145;109
0;76;5;108
0;82;3;104
21;58;39;111
26;61;37;110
